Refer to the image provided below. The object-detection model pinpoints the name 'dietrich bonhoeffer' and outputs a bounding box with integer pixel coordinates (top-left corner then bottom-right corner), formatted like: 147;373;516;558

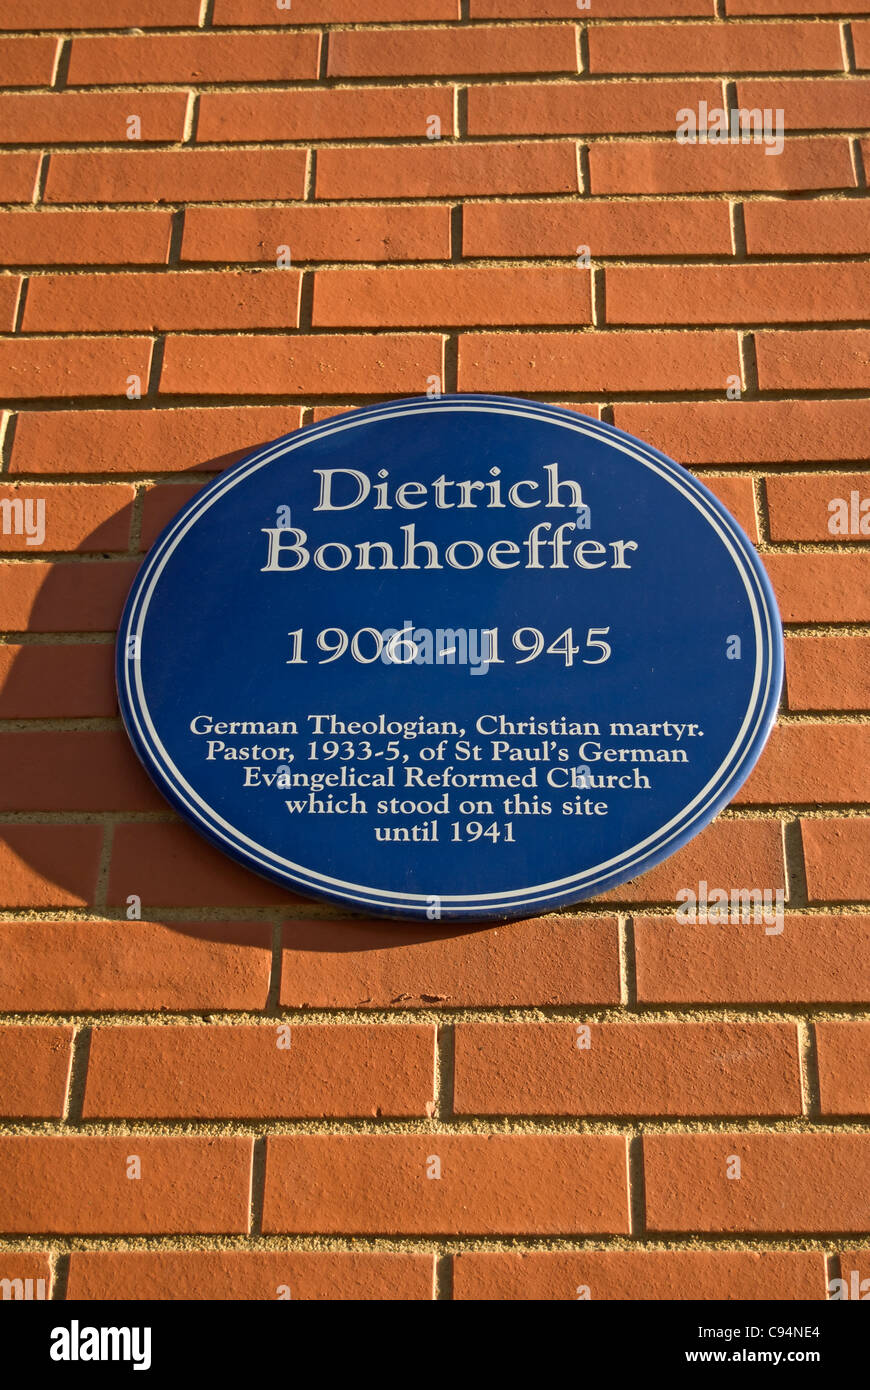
260;463;639;574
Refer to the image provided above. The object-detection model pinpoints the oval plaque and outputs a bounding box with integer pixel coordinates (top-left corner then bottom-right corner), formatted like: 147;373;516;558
117;395;783;921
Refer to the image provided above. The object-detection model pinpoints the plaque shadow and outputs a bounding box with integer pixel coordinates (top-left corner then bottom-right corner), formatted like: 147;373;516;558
0;445;503;947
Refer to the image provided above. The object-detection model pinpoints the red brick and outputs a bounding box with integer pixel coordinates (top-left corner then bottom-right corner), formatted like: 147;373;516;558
23;270;302;333
311;404;368;423
816;1022;870;1115
764;554;870;623
0;826;102;908
463;199;733;258
0;644;115;717
0;919;272;1013
182;204;451;265
328;26;576;78
141;482;205;547
0;483;134;552
0;559;140;631
83;1024;436;1119
314;268;592;329
758;333;870;392
0;339;152;399
315;142;578;200
601;818;785;905
67;1251;435;1301
802;818;870;901
786;636;870;712
472;0;715;12
704;475;758;540
12;405;303;476
159;334;444;397
0;731;165;813
197;88;455;143
644;1133;870;1232
458;330;737;392
0;210;172;266
0;1;201;28
589;22;844;74
0;36;58;87
635;913;870;1005
469;80;723;136
0;152;41;203
767;471;870;540
214;0;461;19
614;400;870;464
45;149;308;205
0;1252;51;1301
607;263;870;325
263;1134;629;1235
453;1250;825;1300
0;92;188;144
454;1022;800;1117
280;915;620;1009
731;0;870;11
0;1026;72;1119
108;822;301;908
735;724;870;805
858;22;870;69
0;1136;253;1235
738;78;870;129
1;0;867;1266
590;138;853;195
744;200;870;255
68;32;321;85
0;276;21;331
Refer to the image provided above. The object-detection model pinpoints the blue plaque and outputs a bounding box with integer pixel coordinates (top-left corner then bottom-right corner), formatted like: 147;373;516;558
117;395;783;922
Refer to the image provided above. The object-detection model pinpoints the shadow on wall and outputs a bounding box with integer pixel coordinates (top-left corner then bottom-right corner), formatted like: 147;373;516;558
0;440;498;952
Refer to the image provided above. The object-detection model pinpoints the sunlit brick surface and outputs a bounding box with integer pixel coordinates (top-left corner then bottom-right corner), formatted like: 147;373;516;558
0;0;867;1301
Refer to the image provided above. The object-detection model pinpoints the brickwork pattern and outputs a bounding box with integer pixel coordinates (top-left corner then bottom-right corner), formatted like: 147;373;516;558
0;0;868;1302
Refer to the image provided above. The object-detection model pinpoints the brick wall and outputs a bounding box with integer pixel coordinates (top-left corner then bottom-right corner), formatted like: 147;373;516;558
0;0;868;1302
